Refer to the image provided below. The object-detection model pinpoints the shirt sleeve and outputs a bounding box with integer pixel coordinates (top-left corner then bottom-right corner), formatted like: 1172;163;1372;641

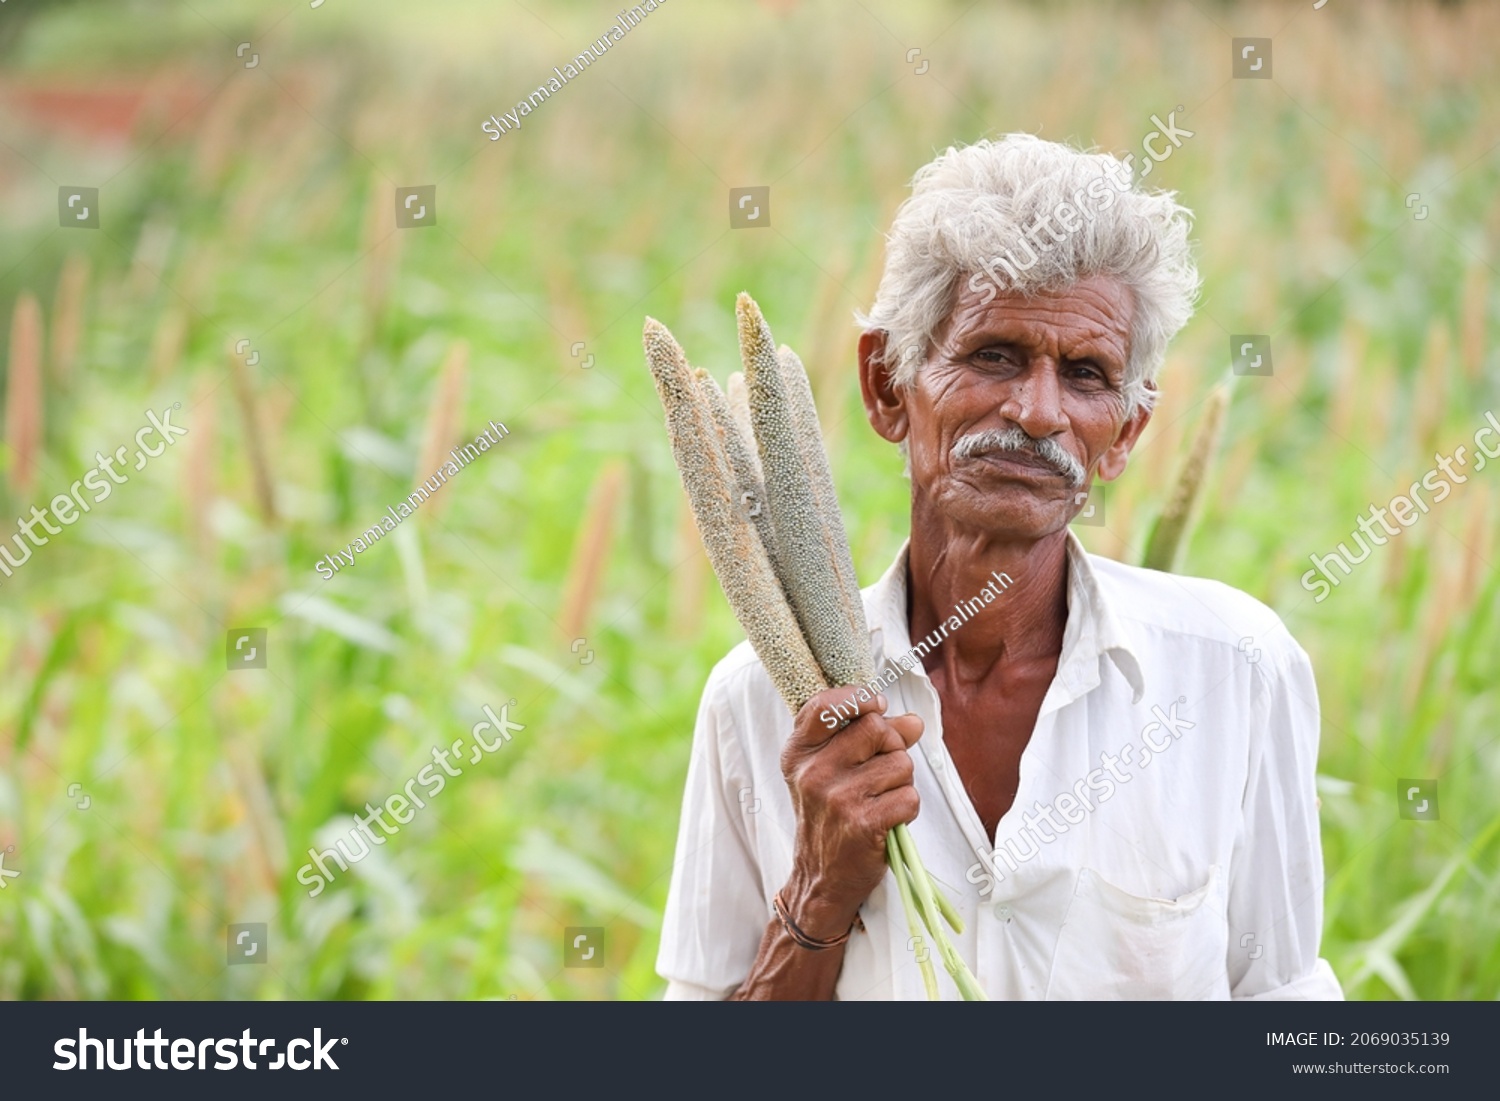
1227;637;1344;1000
656;663;771;999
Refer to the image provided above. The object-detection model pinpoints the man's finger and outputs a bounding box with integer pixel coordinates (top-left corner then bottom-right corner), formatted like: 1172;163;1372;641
791;685;891;749
859;748;915;796
836;713;904;765
869;786;921;830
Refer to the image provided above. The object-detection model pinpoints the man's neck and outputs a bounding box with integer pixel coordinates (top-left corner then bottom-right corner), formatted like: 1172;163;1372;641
905;523;1071;686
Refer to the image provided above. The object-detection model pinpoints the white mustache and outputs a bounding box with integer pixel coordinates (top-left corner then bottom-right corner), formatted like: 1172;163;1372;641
951;427;1086;488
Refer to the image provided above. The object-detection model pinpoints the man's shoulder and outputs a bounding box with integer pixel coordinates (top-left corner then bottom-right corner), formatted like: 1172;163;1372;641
705;637;776;690
1086;552;1307;666
701;639;794;731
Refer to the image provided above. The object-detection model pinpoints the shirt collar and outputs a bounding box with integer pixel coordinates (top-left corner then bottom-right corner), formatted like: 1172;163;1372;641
865;531;1146;706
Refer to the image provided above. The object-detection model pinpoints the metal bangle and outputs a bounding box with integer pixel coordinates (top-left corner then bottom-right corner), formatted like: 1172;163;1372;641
772;890;860;950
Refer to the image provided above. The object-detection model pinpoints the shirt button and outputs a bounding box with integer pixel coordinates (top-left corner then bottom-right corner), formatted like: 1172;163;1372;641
926;752;944;771
993;903;1013;922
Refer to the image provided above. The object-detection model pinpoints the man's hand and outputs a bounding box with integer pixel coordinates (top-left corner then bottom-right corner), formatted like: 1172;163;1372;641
727;688;924;1000
778;686;925;940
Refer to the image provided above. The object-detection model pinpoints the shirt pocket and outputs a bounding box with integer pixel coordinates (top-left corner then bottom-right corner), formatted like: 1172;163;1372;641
1044;865;1229;1000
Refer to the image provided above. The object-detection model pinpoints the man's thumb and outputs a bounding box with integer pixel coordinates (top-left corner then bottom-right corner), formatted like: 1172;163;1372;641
886;712;924;747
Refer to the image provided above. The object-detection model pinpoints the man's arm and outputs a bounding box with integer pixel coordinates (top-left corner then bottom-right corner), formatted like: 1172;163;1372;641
1227;637;1344;1000
657;668;766;999
725;900;852;1001
729;687;923;1000
657;675;922;1001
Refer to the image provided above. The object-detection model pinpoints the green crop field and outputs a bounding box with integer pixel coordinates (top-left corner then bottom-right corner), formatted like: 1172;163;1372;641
0;0;1496;1001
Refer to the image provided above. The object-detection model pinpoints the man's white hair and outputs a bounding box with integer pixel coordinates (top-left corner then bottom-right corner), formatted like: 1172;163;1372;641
855;134;1199;416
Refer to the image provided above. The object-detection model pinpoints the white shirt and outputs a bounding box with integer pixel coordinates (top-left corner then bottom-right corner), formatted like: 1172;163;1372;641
657;533;1343;1000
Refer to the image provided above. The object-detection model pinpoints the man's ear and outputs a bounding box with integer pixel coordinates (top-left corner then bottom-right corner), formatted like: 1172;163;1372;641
859;330;910;446
1095;381;1155;482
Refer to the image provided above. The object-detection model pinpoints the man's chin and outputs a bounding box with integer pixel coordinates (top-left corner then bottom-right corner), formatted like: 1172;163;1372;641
935;482;1076;541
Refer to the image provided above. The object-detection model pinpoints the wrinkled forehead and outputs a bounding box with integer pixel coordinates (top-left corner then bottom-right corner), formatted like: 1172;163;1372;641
937;275;1135;364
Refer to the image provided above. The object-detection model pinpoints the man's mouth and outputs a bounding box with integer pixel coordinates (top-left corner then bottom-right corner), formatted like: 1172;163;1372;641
968;448;1069;480
950;427;1086;488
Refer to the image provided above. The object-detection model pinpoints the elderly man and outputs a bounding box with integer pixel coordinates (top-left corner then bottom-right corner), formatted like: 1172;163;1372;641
656;135;1341;1000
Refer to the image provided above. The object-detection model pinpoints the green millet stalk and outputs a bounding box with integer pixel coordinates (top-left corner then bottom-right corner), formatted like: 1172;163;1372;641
896;826;987;1001
643;319;826;710
888;831;939;1000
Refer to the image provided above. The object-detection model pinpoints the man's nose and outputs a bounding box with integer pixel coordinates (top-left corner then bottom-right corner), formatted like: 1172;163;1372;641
996;361;1068;439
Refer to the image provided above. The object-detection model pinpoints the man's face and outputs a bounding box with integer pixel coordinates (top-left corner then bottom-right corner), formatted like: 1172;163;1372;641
860;274;1151;540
